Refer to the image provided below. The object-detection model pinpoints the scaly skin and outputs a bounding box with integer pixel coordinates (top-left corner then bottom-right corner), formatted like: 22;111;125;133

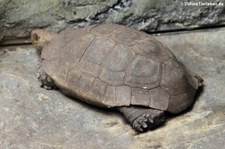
36;59;57;90
118;106;165;132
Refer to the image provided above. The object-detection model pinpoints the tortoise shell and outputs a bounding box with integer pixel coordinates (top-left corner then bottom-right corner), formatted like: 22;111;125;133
41;24;198;114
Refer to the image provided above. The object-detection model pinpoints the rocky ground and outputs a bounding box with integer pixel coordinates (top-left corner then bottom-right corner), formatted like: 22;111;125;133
0;28;225;149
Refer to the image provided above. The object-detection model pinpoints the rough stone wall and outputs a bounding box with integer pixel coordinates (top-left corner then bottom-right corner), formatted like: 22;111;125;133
0;0;225;42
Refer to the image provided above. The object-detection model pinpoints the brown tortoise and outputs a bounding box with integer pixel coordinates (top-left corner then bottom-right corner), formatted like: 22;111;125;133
31;24;203;132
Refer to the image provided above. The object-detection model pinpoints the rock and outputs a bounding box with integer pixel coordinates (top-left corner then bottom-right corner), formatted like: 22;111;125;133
0;0;118;41
0;0;225;43
0;27;225;148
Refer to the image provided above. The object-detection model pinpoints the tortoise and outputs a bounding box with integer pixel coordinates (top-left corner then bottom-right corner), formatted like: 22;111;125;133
31;24;203;132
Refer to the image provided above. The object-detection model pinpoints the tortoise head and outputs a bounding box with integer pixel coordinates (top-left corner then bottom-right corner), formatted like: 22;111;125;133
31;29;55;52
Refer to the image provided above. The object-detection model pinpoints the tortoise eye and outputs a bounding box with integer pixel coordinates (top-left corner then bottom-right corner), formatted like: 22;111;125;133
33;33;40;41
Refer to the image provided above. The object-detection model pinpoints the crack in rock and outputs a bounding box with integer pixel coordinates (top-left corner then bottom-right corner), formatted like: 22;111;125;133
91;0;132;22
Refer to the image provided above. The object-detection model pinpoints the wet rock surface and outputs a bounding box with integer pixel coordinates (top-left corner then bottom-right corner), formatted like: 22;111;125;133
0;28;225;149
1;0;225;42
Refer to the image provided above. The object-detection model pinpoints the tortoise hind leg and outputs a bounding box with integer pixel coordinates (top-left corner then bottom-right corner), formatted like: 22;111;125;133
37;60;57;90
118;106;165;132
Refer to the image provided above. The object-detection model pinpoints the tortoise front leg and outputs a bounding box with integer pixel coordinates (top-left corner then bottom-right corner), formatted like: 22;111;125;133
118;106;166;132
36;60;57;90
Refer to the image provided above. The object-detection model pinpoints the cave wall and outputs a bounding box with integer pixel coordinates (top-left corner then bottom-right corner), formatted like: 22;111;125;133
0;0;225;42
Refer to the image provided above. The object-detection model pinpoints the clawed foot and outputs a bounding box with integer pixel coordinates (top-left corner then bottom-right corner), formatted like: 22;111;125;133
37;61;57;90
132;112;165;132
36;71;56;90
194;75;204;87
118;106;166;132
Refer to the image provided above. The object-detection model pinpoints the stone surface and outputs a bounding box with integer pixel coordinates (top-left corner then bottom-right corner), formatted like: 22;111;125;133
1;0;225;43
0;28;225;149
